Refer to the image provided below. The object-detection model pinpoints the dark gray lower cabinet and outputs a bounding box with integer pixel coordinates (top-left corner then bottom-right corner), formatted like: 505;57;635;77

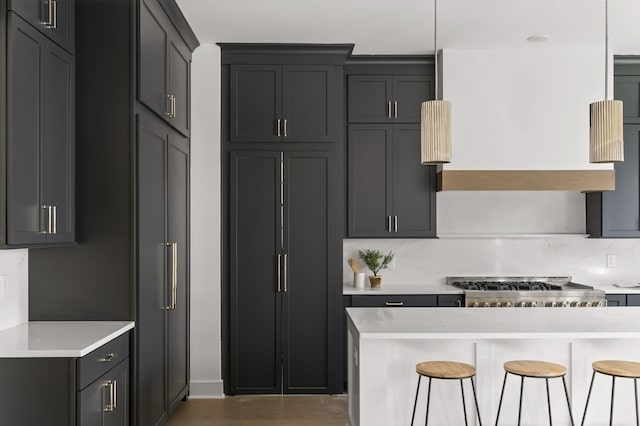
606;294;627;306
628;295;640;306
229;150;335;394
348;124;436;237
138;110;190;424
79;360;129;426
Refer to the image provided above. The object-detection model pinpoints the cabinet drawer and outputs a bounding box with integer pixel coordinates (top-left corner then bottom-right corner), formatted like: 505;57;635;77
77;332;129;390
351;295;437;307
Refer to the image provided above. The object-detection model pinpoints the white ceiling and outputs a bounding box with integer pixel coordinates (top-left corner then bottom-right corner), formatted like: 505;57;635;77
175;0;640;55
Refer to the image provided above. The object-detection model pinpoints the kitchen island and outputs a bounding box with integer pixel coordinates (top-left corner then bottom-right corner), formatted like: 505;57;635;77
347;307;640;425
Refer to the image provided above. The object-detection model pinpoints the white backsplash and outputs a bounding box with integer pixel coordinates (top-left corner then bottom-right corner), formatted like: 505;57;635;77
343;237;640;287
0;249;28;331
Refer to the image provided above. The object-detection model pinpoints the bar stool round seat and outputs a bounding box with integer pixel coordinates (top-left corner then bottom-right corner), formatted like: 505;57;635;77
581;360;640;425
496;360;574;425
411;361;482;425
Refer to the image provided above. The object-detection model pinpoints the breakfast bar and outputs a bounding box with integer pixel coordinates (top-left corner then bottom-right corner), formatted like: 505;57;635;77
347;307;640;426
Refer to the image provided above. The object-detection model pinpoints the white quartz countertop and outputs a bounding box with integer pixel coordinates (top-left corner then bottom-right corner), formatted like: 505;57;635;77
346;306;640;340
343;283;461;295
0;321;135;358
593;283;640;294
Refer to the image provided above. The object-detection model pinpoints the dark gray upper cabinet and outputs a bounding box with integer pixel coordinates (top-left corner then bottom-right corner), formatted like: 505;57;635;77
230;64;335;142
587;63;640;238
139;0;191;136
348;124;436;237
6;12;75;245
8;0;74;53
348;74;431;123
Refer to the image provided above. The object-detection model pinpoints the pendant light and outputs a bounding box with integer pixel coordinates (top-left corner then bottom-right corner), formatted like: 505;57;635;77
421;0;451;165
589;0;623;163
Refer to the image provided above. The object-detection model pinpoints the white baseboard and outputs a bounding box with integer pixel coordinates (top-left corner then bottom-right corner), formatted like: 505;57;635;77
189;380;225;398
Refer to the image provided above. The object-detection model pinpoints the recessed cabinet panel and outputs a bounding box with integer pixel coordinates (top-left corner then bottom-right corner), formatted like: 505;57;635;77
615;78;640;122
139;0;169;121
348;75;393;123
283;66;334;142
392;125;436;237
393;75;431;123
230;66;282;142
167;135;189;408
230;152;282;393
348;125;392;237
283;153;330;392
8;0;74;53
169;39;190;135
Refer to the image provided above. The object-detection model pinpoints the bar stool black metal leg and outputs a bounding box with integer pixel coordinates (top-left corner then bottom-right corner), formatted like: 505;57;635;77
425;377;432;425
411;375;421;426
460;379;469;426
471;377;483;426
546;378;553;426
581;370;596;426
635;378;639;426
562;375;575;426
495;371;508;426
610;376;616;426
517;377;525;426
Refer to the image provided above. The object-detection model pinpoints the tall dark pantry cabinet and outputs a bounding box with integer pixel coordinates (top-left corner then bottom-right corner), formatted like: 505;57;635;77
221;45;351;395
27;0;199;424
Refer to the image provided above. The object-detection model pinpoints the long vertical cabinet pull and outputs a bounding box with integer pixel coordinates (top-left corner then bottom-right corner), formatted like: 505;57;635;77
283;254;288;292
52;205;57;234
276;254;282;292
164;242;178;310
104;380;116;412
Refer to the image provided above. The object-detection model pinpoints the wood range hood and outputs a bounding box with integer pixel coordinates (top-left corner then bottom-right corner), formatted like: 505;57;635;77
436;169;615;192
436;49;617;193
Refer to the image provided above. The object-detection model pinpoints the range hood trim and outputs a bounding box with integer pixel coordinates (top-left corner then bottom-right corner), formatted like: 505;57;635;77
436;170;615;192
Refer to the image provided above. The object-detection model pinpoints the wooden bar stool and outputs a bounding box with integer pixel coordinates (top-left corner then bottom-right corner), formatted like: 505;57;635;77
410;361;482;426
495;360;574;426
581;360;640;426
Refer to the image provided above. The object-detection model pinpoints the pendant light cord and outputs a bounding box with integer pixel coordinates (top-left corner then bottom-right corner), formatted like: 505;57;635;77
605;0;609;100
434;0;438;100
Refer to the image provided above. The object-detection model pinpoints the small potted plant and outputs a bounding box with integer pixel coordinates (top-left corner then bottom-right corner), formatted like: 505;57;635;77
358;249;394;288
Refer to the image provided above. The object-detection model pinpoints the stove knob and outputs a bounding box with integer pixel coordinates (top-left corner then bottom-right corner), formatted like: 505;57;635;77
591;301;604;307
545;301;555;307
580;301;590;307
525;301;535;307
570;301;579;307
515;301;526;308
470;300;479;308
481;301;490;308
555;301;566;307
501;301;513;307
490;301;501;307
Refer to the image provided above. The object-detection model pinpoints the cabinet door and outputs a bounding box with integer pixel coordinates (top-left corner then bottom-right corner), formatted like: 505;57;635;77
347;75;393;123
229;151;282;394
79;360;129;426
393;75;431;123
168;36;191;136
282;65;334;142
42;40;75;243
606;294;626;307
282;151;332;393
167;132;189;407
137;112;168;425
7;14;45;245
347;125;392;237
229;65;282;142
139;0;170;120
438;294;464;307
601;125;640;237
627;295;640;307
8;0;74;53
392;125;437;237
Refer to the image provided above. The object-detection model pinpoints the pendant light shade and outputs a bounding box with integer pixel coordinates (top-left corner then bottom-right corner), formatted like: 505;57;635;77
421;100;451;164
590;100;623;163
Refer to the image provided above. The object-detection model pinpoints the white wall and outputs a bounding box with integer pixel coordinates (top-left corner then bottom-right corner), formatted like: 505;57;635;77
189;44;223;398
0;249;28;331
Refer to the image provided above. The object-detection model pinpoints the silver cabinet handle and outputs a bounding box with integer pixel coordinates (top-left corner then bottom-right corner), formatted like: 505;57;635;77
387;216;392;232
112;380;117;409
387;101;392;118
165;95;173;116
99;353;119;363
41;206;50;234
394;101;398;118
283;119;288;138
43;0;57;28
171;95;176;118
164;242;178;309
276;254;282;292
394;215;398;233
52;205;57;234
385;302;404;306
457;300;462;307
283;254;288;292
277;119;281;137
104;380;115;412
